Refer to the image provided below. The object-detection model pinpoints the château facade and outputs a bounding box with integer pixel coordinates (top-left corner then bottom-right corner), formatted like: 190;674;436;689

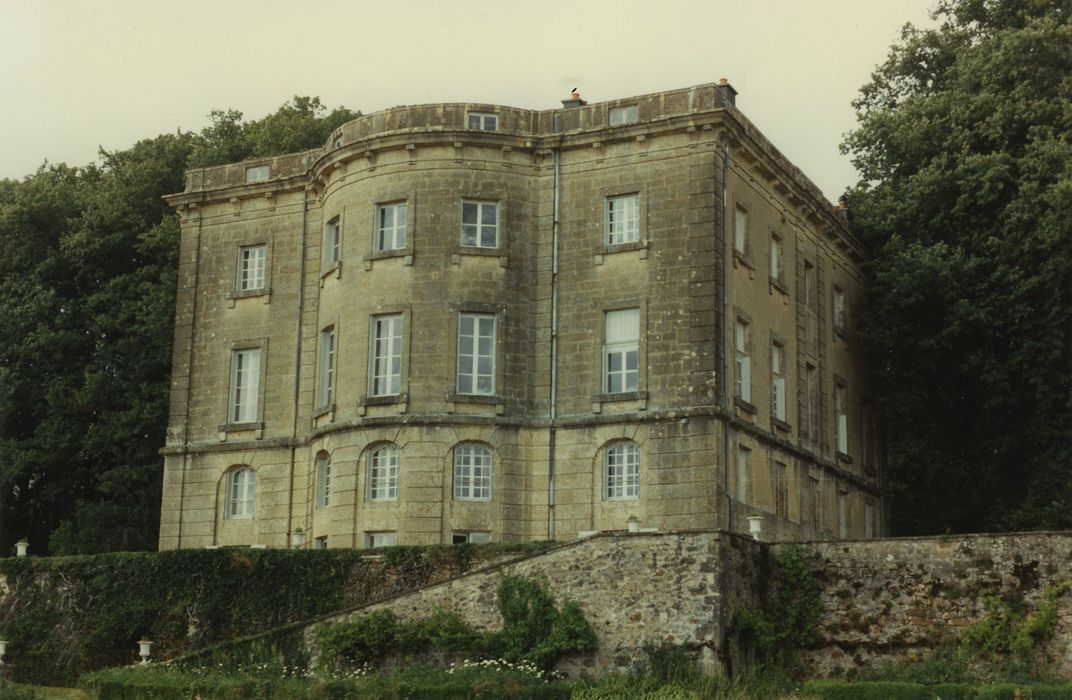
159;82;885;550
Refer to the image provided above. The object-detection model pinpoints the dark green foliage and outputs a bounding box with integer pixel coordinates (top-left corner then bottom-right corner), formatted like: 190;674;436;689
316;575;597;673
641;643;697;685
961;580;1072;670
804;680;933;699
731;545;820;667
0;96;359;556
843;0;1072;534
0;545;497;686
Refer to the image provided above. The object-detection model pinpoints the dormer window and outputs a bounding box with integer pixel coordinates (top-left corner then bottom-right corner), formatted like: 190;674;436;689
244;165;269;183
609;105;639;126
467;112;498;131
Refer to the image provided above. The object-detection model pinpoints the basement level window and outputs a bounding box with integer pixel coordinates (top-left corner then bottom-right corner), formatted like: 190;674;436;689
467;112;498;131
245;165;270;183
609;104;639;126
452;531;492;545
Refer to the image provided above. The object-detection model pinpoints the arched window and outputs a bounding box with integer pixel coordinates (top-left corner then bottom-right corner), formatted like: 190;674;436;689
315;452;331;509
226;467;256;519
453;443;492;501
367;445;399;501
604;441;639;500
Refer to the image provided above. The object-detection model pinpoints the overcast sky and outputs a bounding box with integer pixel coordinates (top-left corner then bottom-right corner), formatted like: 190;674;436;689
0;0;936;201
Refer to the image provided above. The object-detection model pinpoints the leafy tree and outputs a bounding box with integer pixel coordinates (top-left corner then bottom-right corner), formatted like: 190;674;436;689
0;97;359;554
843;0;1072;533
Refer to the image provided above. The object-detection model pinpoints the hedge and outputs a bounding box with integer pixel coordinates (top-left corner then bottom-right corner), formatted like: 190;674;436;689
804;680;1072;699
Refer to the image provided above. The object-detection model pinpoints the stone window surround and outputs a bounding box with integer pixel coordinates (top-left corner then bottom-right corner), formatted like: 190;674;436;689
834;374;852;464
222;465;257;520
365;190;417;268
321;210;344;283
445;302;506;414
315;450;331;510
733;306;756;415
365;442;401;502
770;330;790;432
314;319;339;423
732;199;753;269
451;194;509;266
466;111;499;131
769;227;789;296
602;439;640;501
592;297;648;413
594;184;649;264
358;304;412;415
219;338;269;440
228;239;273;306
453;442;493;502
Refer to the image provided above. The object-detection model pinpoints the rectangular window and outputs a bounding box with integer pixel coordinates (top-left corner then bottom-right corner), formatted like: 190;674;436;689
804;363;818;440
774;461;789;518
237;245;266;292
457;313;496;395
245;165;269;183
734;205;749;256
467;112;498;131
369;315;403;396
836;383;849;455
771;341;787;422
227;468;256;519
324;216;341;266
367;446;399;501
314;535;328;549
736;445;750;503
375;202;407;252
316;456;331;510
608;104;638;126
833;285;847;331
229;348;261;423
461;200;499;248
605;194;640;245
734;319;751;403
604;308;639;394
452;531;492;544
770;235;783;283
365;531;397;548
317;327;335;409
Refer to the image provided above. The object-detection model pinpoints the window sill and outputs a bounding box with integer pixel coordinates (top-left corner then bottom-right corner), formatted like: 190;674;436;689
228;288;270;307
834;326;849;341
733;251;754;270
451;247;507;267
769;277;788;295
454;497;493;503
364;248;414;268
217;421;265;441
734;397;757;414
592;390;648;413
594;240;648;264
447;393;505;415
358;393;408;415
772;417;791;433
836;451;853;464
320;261;342;284
313;403;335;420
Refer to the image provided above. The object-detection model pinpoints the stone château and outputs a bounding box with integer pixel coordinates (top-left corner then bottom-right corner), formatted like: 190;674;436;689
159;82;884;550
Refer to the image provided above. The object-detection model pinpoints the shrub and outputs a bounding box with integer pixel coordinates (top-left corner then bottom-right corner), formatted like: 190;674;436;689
803;680;932;700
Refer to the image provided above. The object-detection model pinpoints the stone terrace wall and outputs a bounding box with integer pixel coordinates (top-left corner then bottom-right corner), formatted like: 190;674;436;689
305;531;765;675
786;532;1072;677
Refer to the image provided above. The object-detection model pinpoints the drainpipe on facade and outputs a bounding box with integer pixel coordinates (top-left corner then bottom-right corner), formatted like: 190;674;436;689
548;114;562;541
286;187;310;545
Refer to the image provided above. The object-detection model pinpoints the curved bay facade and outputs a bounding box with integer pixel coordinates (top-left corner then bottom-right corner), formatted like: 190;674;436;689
160;83;886;549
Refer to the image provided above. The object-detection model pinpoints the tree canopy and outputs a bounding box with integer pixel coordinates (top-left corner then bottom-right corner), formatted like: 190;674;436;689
0;97;358;554
844;0;1072;533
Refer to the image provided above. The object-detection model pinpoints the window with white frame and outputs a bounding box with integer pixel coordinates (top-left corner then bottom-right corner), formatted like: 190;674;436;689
453;444;492;501
457;313;496;395
734;205;749;256
365;531;397;548
836;382;849;455
603;441;639;500
608;104;638;126
736;445;750;503
770;234;783;283
461;200;499;248
315;453;331;510
226;467;256;519
452;531;492;544
317;327;335;409
245;165;269;183
375;201;407;252
773;460;789;518
369;314;403;396
324;216;341;267
367;444;399;501
237;245;266;292
604;308;639;394
229;348;261;423
833;285;847;331
605;193;640;245
734;319;751;404
467;112;498;131
771;340;787;422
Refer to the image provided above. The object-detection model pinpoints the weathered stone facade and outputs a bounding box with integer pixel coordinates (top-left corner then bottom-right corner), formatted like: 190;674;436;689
160;83;884;550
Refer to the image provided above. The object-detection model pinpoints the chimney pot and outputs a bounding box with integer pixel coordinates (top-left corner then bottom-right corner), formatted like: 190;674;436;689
717;78;738;107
